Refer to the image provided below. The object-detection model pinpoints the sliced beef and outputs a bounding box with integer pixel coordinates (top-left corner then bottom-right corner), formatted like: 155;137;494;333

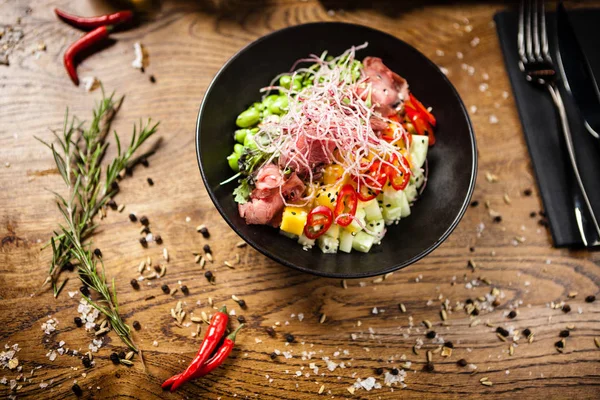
362;57;409;116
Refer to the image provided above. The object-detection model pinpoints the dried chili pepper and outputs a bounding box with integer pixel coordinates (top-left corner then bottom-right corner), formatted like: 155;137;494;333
161;324;245;390
64;25;113;85
55;9;133;30
162;306;229;392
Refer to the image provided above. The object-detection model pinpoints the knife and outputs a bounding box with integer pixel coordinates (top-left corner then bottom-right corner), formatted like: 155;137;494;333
556;1;600;139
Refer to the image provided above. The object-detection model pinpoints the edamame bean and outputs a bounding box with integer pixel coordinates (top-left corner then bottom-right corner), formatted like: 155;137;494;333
292;75;303;91
234;143;244;155
243;132;257;149
279;75;291;89
262;94;279;108
227;152;240;171
234;129;249;143
269;95;288;115
236;107;260;128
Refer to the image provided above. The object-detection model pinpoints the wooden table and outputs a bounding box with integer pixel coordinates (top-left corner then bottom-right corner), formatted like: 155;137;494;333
1;1;599;398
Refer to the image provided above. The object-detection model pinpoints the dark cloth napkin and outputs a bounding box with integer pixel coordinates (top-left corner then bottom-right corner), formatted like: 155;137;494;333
495;9;600;247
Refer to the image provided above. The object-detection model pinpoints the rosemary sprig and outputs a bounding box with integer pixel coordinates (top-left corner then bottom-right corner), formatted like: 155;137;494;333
39;89;159;352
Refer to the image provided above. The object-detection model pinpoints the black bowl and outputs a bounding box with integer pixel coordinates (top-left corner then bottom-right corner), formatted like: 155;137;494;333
196;22;477;278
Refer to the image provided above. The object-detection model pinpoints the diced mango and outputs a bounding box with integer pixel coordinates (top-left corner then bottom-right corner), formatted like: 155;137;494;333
315;184;339;211
280;207;308;236
323;164;344;185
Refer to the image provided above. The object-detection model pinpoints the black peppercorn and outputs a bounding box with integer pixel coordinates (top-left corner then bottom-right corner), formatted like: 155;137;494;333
74;316;83;327
128;213;137;222
140;216;149;226
375;367;383;375
80;285;90;297
585;295;596;303
93;248;102;257
266;327;276;337
237;315;246;324
204;270;213;280
523;188;532;196
390;368;399;375
523;328;532;337
203;244;212;254
472;308;480;316
469;246;475;252
132;321;141;330
496;327;509;337
465;298;473;305
285;333;295;343
493;215;502;223
118;351;126;360
110;352;120;364
470;200;479;207
236;299;247;308
457;359;468;367
426;331;436;339
562;304;571;313
111;181;119;192
147;177;154;186
161;284;170;294
507;310;517;319
199;226;209;238
130;279;139;290
559;330;570;338
82;355;92;368
107;199;117;210
72;383;83;396
270;352;277;360
153;265;161;273
154;234;162;244
444;341;454;349
555;340;564;348
62;261;74;271
423;363;435;372
529;211;537;218
181;285;189;295
139;237;147;247
149;75;156;83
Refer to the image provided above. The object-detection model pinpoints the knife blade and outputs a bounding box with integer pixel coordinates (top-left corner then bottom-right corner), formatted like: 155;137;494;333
556;2;600;139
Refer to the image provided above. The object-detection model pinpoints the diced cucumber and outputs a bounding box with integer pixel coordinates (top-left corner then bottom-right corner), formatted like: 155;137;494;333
318;235;339;253
352;231;375;253
411;165;425;189
361;199;383;221
346;208;366;233
383;205;403;223
410;135;429;169
382;188;409;223
399;190;411;218
339;230;354;253
280;230;298;240
365;219;385;236
324;223;340;240
405;183;418;203
298;233;315;248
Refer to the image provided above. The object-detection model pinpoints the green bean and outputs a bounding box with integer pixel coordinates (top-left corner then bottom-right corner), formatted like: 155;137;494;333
236;107;260;128
234;129;249;143
227;152;240;172
269;95;288;115
234;143;244;155
279;75;291;89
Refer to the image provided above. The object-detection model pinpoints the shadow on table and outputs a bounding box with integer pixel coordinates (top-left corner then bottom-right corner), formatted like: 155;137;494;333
102;0;522;20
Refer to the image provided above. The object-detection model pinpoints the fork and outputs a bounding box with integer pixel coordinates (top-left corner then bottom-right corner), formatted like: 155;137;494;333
518;0;600;246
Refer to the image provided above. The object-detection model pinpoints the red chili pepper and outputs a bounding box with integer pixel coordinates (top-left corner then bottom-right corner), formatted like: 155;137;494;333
405;106;436;146
409;93;437;127
162;324;245;390
386;154;412;191
304;206;334;239
55;8;133;30
63;25;113;85
334;184;358;227
164;306;229;392
354;180;380;201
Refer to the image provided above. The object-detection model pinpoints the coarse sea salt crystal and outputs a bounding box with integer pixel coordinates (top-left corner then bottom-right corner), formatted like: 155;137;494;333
297;313;304;321
359;377;377;391
489;115;499;124
470;105;478;113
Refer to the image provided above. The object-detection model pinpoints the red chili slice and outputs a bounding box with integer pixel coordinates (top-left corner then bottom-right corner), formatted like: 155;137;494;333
304;206;334;239
405;106;436;146
386;154;412;191
409;93;437;127
334;184;358;227
353;177;380;201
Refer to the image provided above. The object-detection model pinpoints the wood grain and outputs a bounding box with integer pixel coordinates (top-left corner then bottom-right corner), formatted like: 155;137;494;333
1;0;599;398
